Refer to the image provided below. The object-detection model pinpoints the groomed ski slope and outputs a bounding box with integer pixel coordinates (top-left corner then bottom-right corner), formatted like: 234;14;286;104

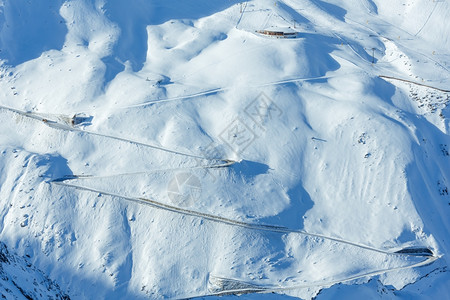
0;0;449;299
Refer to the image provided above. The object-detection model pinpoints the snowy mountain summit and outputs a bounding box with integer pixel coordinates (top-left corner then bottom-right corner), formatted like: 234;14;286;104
0;0;449;299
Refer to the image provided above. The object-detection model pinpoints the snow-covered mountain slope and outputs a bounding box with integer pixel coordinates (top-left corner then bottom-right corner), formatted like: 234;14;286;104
0;241;70;299
0;0;449;299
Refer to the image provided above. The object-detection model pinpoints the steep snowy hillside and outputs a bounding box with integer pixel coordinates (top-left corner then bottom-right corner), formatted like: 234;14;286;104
0;241;70;299
0;0;449;299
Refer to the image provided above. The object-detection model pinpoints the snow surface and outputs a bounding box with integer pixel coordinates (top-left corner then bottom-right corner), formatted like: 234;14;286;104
0;0;449;299
0;241;69;300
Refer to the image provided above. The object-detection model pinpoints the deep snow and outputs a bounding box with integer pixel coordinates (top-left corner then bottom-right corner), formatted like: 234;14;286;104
0;0;449;299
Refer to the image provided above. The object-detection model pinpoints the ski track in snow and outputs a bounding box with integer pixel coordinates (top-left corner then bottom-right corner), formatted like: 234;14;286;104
414;0;439;37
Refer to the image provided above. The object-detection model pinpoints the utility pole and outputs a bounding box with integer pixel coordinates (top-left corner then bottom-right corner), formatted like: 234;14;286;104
372;48;375;64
